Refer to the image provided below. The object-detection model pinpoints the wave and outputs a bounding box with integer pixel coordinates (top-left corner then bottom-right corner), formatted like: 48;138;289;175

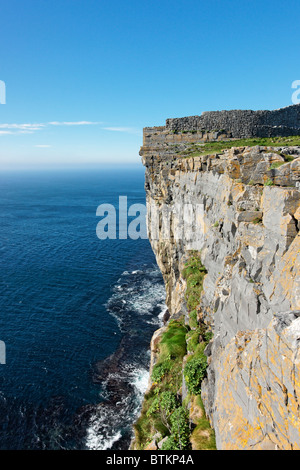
85;364;150;450
85;405;123;450
85;265;165;450
106;265;166;332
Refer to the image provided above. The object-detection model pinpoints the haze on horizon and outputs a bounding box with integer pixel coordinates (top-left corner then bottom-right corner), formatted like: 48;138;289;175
0;0;299;171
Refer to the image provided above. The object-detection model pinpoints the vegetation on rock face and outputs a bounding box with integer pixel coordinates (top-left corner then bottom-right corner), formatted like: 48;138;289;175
181;251;215;449
182;251;207;313
132;251;216;450
270;161;286;169
264;178;274;186
133;317;189;450
184;343;208;395
189;395;216;450
160;406;190;450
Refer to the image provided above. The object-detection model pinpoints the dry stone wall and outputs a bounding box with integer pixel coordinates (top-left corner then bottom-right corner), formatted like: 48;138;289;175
166;104;300;138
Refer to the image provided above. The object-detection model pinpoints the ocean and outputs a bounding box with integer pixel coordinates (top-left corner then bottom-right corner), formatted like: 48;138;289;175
0;167;166;450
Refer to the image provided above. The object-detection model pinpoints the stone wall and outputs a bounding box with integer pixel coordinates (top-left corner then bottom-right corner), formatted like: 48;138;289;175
165;104;300;138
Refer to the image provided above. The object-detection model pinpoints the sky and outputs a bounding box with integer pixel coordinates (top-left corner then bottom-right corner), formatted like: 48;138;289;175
0;0;299;170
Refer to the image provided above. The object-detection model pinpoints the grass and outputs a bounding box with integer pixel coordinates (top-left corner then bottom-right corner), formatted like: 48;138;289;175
282;154;296;162
133;317;188;449
178;135;300;158
159;320;187;355
151;318;187;389
184;342;208;395
183;334;216;450
190;395;216;450
270;161;286;169
182;251;216;450
132;252;215;451
182;251;207;313
133;313;216;450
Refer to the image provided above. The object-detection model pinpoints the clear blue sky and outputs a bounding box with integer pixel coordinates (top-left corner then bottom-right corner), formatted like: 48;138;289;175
0;0;299;170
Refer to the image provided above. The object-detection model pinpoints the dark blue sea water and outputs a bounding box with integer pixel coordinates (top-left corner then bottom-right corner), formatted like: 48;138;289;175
0;167;166;450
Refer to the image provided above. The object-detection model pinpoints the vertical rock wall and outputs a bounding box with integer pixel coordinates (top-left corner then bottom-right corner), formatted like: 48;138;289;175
141;128;300;449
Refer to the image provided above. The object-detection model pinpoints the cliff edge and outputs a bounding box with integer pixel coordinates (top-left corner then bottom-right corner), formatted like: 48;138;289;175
133;105;300;450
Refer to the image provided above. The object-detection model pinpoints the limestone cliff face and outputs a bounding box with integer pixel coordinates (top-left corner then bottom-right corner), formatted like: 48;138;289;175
141;114;300;450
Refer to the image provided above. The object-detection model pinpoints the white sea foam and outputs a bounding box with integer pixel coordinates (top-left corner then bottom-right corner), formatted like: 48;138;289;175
106;265;166;329
125;280;166;315
159;303;168;320
85;373;142;451
85;393;130;450
129;366;149;397
89;265;165;450
85;420;122;450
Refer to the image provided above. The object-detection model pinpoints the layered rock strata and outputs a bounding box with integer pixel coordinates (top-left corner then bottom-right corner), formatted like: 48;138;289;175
141;110;300;450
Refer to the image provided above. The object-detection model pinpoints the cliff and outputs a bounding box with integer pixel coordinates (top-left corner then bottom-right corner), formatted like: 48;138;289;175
132;105;300;450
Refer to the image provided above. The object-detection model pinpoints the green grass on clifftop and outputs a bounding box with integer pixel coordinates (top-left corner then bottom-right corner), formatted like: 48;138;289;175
179;135;300;158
